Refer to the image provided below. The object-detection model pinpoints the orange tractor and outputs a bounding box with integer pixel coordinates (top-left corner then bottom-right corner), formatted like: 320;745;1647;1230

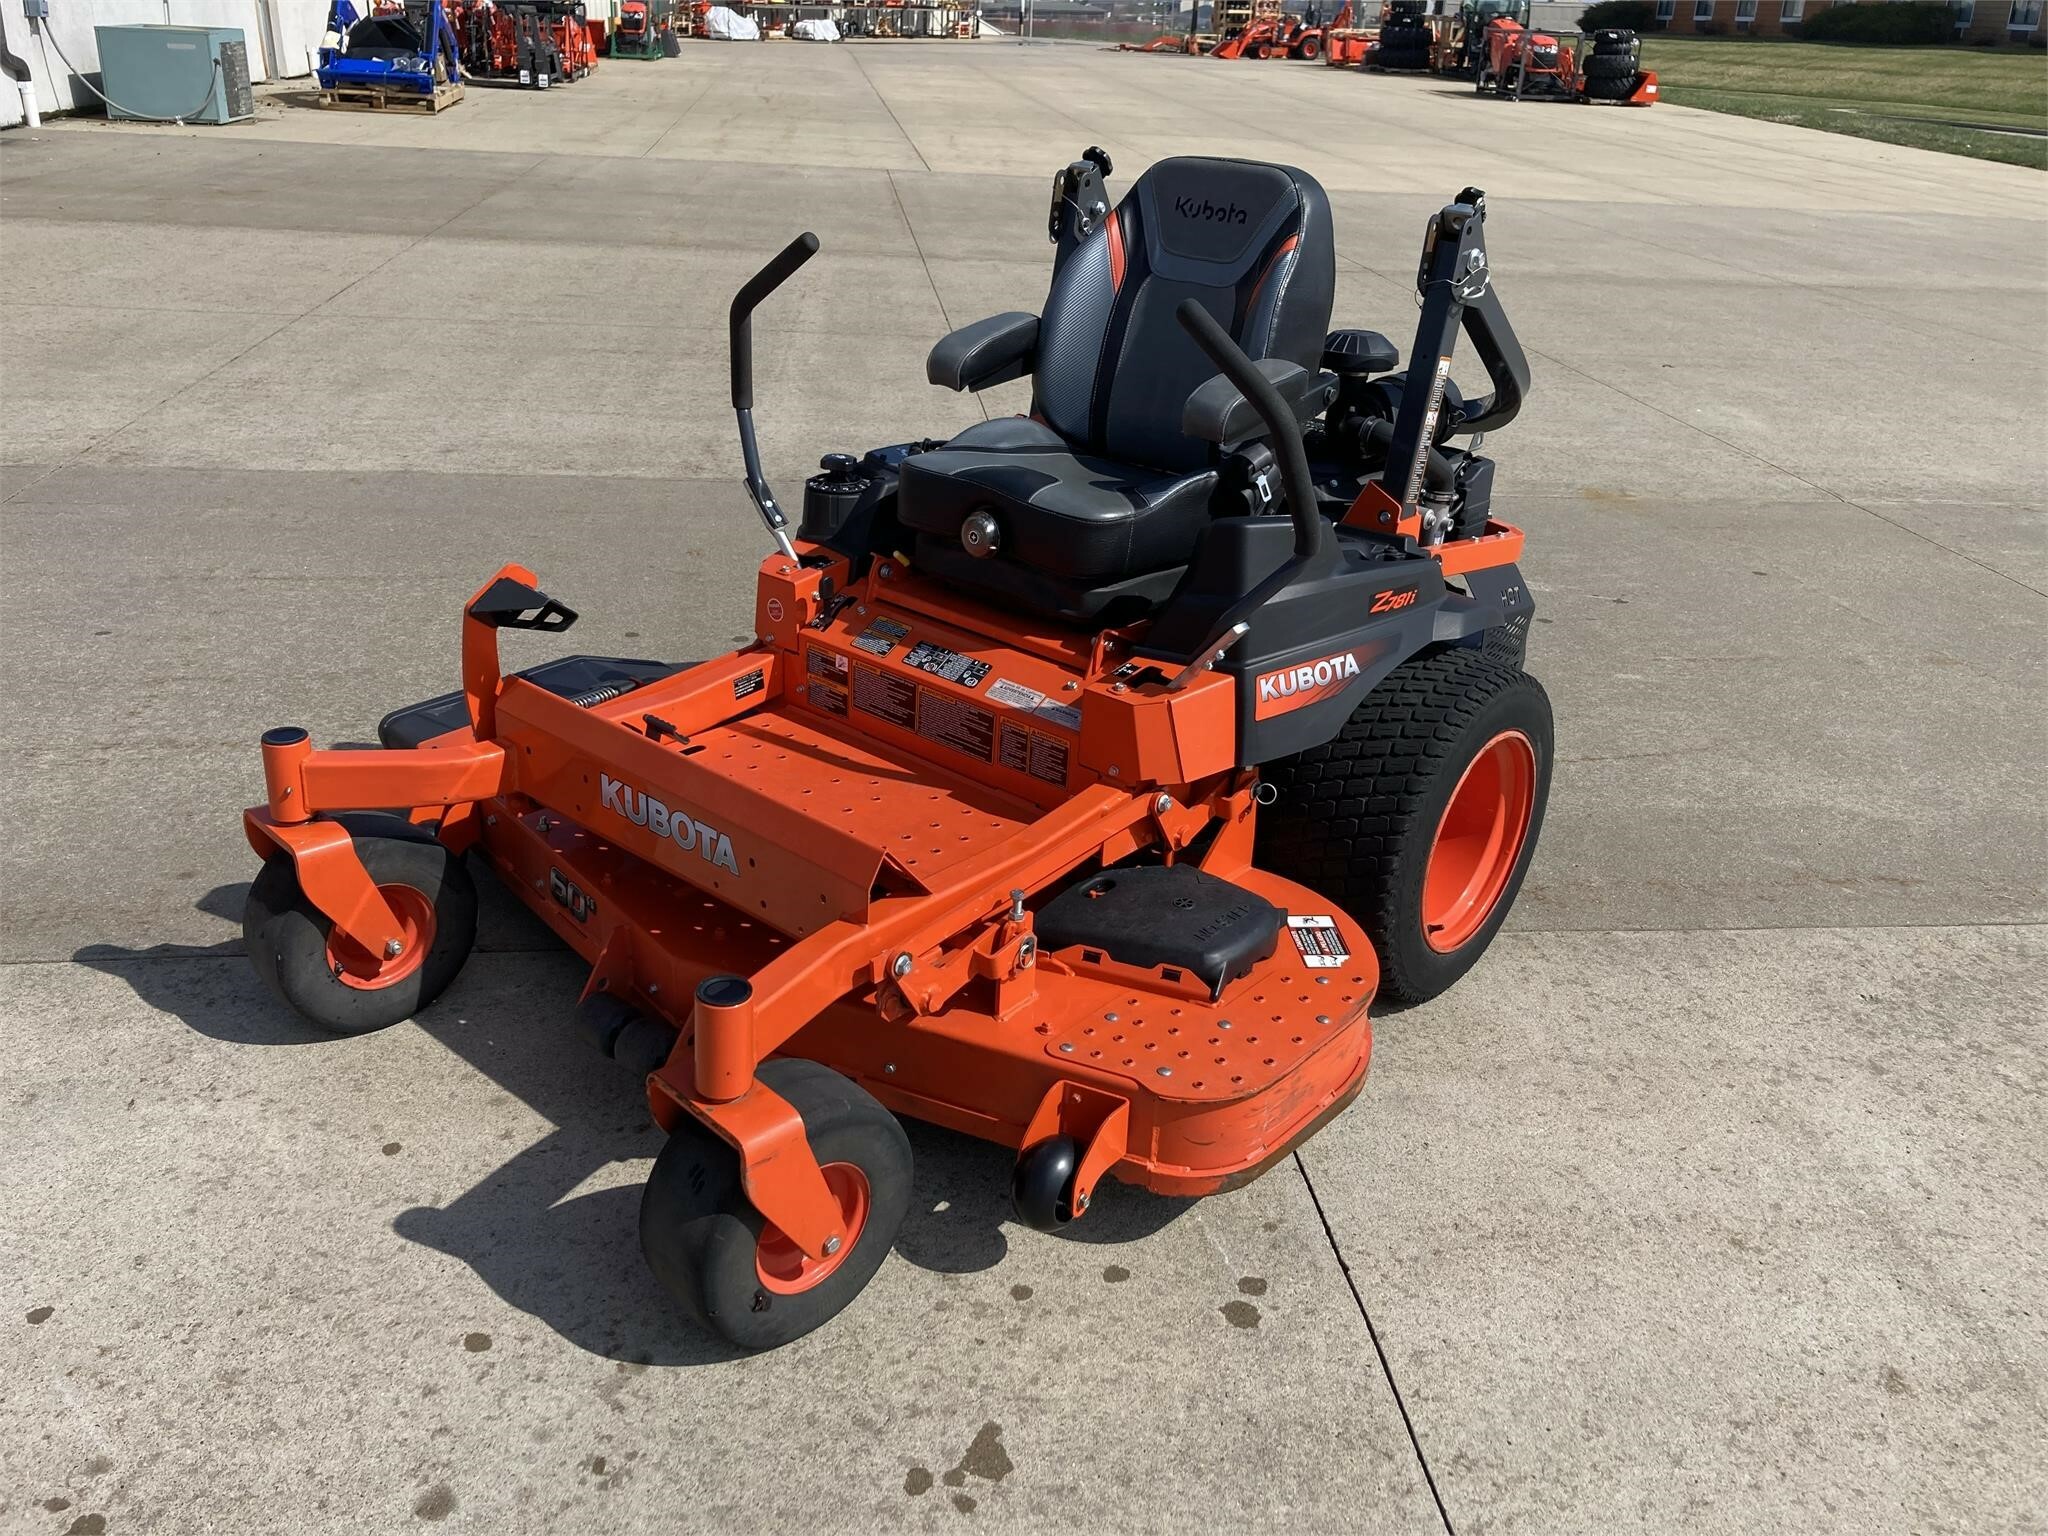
1213;1;1351;60
1474;20;1656;104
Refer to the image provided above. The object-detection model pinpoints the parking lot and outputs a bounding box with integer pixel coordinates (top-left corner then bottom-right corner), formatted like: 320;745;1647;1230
3;40;2044;1535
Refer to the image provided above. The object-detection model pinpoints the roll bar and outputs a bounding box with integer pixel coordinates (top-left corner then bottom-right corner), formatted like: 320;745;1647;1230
1377;188;1531;516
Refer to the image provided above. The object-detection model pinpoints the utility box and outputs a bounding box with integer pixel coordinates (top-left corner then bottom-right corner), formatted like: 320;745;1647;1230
92;25;255;124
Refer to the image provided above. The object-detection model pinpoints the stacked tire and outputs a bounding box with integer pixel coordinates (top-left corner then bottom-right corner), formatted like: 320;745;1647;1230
1373;19;1432;71
1582;28;1638;101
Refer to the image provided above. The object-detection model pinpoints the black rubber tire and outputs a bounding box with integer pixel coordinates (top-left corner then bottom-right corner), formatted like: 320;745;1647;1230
1585;53;1635;79
1592;27;1636;51
1010;1136;1080;1231
640;1059;912;1351
243;824;477;1035
1254;649;1553;1005
1583;75;1635;99
1294;32;1322;60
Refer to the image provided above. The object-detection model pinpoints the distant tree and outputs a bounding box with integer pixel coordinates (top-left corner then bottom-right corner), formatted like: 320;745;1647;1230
1577;0;1658;29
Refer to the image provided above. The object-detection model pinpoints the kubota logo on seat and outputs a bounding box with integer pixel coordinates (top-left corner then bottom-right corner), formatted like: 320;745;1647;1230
1253;646;1380;720
599;774;741;874
1173;195;1249;225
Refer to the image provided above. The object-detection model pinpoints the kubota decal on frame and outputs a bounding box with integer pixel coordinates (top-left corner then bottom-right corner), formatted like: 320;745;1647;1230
1253;641;1390;720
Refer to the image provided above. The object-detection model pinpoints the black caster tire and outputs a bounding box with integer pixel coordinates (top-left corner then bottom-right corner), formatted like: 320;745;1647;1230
1255;648;1553;1006
243;819;477;1035
1010;1135;1080;1231
639;1059;911;1350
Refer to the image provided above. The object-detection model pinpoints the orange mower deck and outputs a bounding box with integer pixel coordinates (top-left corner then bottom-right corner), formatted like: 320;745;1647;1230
247;556;1385;1240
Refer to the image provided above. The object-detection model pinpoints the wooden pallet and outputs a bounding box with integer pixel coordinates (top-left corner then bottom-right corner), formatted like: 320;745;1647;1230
319;80;465;115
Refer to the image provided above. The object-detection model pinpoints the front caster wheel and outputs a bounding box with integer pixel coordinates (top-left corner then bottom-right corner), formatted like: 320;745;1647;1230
243;818;477;1035
640;1060;911;1351
1010;1135;1080;1231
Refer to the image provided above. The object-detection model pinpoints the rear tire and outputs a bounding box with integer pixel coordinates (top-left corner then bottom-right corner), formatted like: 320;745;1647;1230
243;823;477;1035
640;1060;911;1350
1255;649;1552;1005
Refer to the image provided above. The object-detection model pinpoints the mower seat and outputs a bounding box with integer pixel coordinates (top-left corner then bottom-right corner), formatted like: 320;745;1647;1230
901;155;1335;623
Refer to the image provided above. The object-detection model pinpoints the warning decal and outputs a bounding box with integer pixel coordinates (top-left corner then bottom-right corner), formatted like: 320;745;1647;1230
904;640;992;690
1287;914;1350;969
733;668;765;701
806;646;848;681
809;681;847;717
917;691;995;762
986;677;1082;734
1027;732;1069;786
852;615;908;657
852;664;916;729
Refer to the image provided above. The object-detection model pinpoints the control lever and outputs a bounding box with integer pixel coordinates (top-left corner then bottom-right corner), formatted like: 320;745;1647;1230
729;232;820;560
1157;300;1326;688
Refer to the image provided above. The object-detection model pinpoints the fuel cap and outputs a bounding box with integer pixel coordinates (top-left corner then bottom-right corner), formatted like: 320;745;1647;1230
961;509;1001;559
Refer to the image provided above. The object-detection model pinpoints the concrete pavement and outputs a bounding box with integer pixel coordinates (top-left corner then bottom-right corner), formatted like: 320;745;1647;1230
3;41;2044;1536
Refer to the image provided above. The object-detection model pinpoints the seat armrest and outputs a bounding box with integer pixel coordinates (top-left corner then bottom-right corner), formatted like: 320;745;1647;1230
1183;360;1335;445
927;312;1040;392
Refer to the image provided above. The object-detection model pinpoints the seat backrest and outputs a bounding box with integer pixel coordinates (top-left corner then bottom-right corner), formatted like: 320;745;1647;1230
1032;156;1335;473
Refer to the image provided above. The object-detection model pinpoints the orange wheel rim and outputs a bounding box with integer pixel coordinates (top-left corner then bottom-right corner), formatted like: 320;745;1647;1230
1422;730;1536;955
755;1163;869;1296
325;885;436;990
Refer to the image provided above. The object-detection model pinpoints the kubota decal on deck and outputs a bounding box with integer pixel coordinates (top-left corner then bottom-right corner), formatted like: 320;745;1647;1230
598;774;742;874
1253;641;1388;719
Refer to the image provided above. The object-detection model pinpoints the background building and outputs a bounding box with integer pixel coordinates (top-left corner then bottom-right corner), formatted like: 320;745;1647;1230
1649;0;2043;45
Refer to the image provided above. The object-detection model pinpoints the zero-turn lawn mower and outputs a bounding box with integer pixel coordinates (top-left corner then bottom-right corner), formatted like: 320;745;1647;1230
240;148;1552;1350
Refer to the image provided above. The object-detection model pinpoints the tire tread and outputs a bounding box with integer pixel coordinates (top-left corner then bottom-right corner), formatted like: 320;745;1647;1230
1256;646;1549;1003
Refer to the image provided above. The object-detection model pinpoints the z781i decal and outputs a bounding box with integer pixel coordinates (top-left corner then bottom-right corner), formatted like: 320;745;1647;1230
1370;585;1419;614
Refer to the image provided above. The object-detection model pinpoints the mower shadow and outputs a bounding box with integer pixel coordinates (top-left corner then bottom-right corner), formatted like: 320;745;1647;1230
72;882;342;1048
96;867;1192;1366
